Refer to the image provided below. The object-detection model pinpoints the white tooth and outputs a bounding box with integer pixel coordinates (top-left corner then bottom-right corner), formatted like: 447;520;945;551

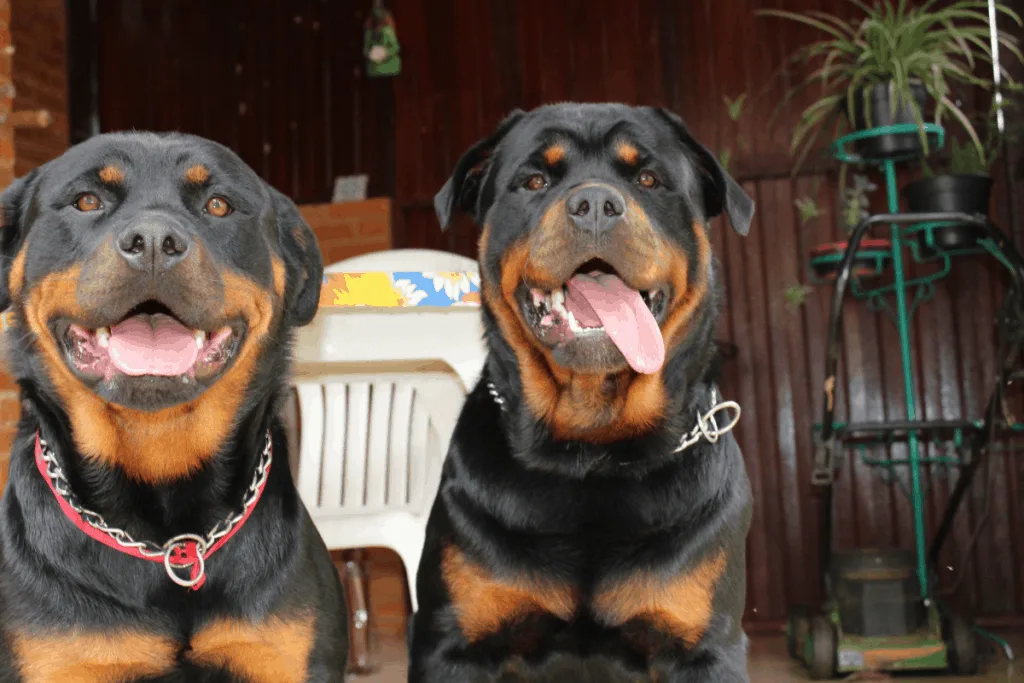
194;330;207;349
551;289;568;316
531;289;546;307
96;327;110;348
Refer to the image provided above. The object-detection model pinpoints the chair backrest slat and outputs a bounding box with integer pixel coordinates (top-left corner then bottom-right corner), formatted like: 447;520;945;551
364;381;394;508
321;384;348;508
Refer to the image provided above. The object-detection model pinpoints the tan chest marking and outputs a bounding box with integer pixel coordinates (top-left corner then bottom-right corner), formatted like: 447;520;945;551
12;630;178;683
442;545;578;642
592;550;727;646
187;615;315;683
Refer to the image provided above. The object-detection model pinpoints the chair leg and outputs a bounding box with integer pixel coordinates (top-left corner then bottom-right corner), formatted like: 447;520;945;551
341;549;376;674
400;547;419;614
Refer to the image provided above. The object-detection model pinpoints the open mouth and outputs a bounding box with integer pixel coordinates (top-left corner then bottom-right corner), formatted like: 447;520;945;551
55;300;245;385
519;259;669;374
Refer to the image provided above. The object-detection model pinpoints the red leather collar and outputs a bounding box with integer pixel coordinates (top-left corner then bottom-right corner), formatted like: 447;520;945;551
34;431;272;590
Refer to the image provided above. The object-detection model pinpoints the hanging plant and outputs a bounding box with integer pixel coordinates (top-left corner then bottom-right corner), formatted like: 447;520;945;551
904;98;1024;253
364;1;401;78
760;1;1024;167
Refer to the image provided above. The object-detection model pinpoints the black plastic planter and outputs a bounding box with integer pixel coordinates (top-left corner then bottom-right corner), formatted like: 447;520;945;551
850;82;929;160
902;174;993;253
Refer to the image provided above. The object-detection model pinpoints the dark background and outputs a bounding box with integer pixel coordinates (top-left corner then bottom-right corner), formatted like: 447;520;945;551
64;0;1024;627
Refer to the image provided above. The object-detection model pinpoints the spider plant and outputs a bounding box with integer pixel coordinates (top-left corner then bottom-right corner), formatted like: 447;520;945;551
949;135;993;174
760;0;1024;169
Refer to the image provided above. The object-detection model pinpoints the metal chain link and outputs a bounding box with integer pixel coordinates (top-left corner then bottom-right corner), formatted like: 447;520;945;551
38;430;273;566
485;382;741;454
672;387;742;453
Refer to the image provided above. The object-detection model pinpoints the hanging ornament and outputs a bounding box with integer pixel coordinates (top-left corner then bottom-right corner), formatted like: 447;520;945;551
364;0;401;78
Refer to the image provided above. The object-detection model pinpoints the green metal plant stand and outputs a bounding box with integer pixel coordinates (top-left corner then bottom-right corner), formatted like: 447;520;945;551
793;124;1024;679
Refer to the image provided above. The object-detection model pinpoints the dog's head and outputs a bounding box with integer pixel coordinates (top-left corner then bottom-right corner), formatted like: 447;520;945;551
0;132;322;481
436;104;753;441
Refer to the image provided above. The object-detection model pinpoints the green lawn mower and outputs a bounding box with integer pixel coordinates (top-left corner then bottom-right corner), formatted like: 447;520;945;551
787;550;976;678
791;125;1024;679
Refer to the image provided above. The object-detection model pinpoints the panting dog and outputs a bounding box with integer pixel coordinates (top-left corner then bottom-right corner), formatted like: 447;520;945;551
0;132;347;683
410;103;755;682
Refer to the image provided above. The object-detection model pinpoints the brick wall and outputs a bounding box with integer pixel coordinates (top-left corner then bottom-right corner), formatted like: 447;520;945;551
11;0;68;176
0;0;70;489
0;0;13;190
0;0;15;489
298;198;393;267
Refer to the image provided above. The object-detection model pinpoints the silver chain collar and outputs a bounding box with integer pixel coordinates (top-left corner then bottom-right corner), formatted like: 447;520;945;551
485;382;741;454
37;430;273;588
671;387;742;453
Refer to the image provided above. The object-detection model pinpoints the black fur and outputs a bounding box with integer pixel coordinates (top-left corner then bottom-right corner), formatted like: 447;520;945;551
411;104;754;682
0;132;345;681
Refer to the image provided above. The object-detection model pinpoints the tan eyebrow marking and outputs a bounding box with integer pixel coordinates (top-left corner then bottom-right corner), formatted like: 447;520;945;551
98;165;125;184
543;144;566;166
184;164;210;184
617;142;640;165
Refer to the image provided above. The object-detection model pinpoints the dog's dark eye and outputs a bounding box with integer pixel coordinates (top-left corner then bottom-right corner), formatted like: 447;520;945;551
523;174;548;191
637;170;660;189
205;197;233;217
74;193;103;212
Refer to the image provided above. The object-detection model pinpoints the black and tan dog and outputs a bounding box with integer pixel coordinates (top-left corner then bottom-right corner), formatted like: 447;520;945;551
0;132;347;682
410;104;755;682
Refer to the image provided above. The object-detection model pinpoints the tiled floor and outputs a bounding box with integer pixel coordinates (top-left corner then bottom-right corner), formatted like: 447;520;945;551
355;631;1024;682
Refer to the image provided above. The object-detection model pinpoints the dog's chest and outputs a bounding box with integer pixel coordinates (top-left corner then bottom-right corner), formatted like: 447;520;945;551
6;614;316;683
443;533;731;657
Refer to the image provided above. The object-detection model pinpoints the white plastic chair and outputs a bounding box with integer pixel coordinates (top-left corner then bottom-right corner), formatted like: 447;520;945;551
292;249;485;611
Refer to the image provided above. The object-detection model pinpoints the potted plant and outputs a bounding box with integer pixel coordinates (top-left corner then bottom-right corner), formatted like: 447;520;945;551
760;1;1024;169
902;101;1021;252
808;174;894;281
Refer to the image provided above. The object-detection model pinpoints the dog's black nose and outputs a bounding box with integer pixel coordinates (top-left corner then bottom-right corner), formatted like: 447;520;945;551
566;185;626;235
117;220;190;273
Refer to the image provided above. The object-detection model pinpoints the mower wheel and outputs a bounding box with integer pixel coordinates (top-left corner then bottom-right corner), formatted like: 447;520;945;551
808;616;837;680
945;613;978;675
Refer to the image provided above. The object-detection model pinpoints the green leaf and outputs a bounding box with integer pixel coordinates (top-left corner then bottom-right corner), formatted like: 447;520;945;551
718;148;732;174
758;9;856;42
724;93;747;121
784;285;813;311
795;197;820;225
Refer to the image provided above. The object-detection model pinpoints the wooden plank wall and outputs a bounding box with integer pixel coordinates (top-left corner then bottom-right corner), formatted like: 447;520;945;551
80;0;395;204
68;0;1024;626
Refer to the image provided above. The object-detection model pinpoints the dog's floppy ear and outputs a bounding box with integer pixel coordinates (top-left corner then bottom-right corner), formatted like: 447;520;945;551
434;109;525;231
268;185;323;327
652;107;754;236
0;172;38;311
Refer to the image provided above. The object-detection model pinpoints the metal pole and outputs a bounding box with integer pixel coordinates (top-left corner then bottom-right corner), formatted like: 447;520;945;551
989;0;1020;237
883;159;930;600
988;0;1005;134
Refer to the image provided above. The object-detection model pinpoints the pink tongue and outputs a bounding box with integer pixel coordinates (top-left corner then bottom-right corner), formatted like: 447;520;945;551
565;273;665;374
108;314;199;377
